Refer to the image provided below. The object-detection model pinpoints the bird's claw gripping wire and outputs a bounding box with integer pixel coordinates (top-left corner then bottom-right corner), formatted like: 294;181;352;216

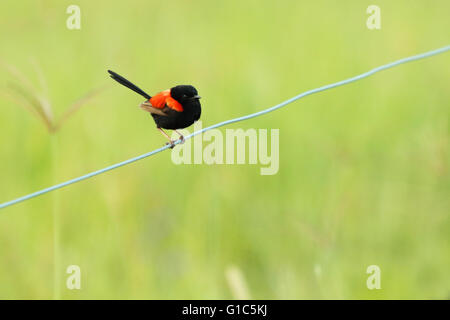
174;130;185;145
165;136;184;149
165;141;176;149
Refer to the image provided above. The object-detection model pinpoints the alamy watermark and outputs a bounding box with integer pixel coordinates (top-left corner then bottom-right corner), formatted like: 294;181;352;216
366;5;381;30
170;121;279;175
66;5;81;30
366;265;381;290
66;265;81;290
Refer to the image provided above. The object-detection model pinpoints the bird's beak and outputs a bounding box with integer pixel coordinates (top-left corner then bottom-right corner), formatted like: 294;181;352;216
193;95;201;99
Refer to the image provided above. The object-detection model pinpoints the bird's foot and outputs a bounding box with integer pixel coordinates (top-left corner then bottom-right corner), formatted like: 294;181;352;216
177;135;185;144
165;141;176;149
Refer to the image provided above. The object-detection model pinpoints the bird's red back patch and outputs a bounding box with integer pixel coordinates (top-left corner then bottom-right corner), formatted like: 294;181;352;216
149;89;183;112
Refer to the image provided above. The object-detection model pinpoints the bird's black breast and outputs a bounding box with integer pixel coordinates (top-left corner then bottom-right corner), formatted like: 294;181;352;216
151;100;201;130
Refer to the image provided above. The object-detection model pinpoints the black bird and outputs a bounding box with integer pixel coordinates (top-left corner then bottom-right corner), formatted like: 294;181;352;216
108;70;201;147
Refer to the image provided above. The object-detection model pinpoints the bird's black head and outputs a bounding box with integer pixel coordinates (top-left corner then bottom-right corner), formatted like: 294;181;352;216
170;85;201;103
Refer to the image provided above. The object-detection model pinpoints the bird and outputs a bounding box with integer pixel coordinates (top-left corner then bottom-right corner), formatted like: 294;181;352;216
108;70;201;147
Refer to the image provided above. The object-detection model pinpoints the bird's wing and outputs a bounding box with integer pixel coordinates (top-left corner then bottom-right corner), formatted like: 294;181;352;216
140;102;167;116
150;90;184;112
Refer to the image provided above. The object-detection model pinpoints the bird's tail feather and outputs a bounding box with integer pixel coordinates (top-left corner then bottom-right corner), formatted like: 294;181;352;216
108;70;151;99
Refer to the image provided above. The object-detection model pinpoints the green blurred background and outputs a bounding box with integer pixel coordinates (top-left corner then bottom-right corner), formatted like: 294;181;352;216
0;0;449;299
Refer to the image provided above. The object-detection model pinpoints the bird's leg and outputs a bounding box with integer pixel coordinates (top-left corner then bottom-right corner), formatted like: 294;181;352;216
174;130;185;144
158;128;176;148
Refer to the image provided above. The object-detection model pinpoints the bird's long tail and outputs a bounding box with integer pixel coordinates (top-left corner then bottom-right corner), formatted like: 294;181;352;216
108;70;151;99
